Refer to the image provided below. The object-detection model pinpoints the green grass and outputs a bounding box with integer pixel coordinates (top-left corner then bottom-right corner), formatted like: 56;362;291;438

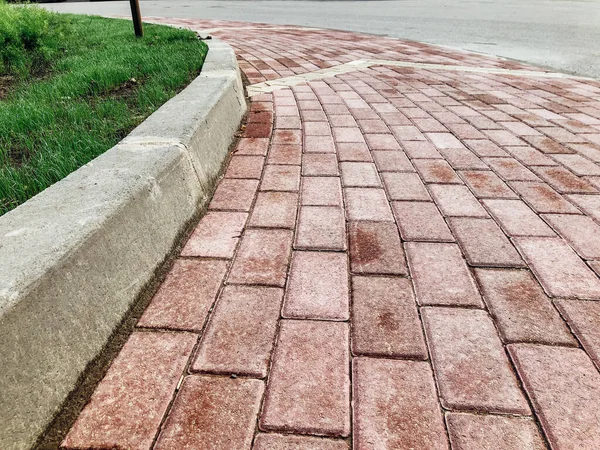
0;5;208;215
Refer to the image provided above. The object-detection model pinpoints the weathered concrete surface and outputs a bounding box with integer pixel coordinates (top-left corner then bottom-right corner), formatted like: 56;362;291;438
0;39;246;450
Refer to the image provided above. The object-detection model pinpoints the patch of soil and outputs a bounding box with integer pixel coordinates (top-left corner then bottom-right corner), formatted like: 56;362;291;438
0;75;15;100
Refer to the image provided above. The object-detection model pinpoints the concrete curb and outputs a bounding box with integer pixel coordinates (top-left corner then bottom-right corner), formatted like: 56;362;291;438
0;38;246;450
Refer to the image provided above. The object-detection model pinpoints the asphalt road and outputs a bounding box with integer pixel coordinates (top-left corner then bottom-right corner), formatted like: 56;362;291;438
44;0;600;79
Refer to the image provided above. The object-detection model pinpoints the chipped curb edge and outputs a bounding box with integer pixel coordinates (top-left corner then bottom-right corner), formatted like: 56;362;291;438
0;38;246;450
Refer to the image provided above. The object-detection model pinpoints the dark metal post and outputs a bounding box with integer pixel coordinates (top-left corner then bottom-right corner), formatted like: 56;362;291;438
129;0;144;37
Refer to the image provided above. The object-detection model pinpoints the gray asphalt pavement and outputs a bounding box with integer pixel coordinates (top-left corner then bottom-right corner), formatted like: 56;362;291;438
45;0;600;78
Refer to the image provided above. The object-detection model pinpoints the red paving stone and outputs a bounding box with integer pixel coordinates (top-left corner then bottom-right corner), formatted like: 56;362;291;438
138;259;228;331
428;184;489;217
515;237;600;299
295;206;346;250
483;198;556;237
448;217;525;268
422;308;530;414
260;320;350;437
542;213;600;259
192;285;282;377
353;358;448;450
475;269;576;345
63;332;197;450
555;300;600;368
509;344;600;450
228;228;293;287
348;221;408;275
446;413;546;450
344;187;394;221
209;178;259;211
64;19;600;450
351;276;427;358
406;242;483;307
392;201;454;242
382;172;432;201
155;376;264;449
181;211;247;258
283;251;349;320
249;191;298;228
459;170;518;199
253;434;349;449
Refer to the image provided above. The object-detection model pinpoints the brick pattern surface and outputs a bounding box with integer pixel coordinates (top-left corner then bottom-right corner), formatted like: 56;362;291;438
63;18;600;450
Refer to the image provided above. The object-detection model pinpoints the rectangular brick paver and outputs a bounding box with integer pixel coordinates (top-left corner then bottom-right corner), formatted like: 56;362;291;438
249;191;298;228
340;162;381;187
405;242;483;307
567;194;600;222
302;176;343;206
542;213;600;259
413;159;463;184
555;300;600;368
510;181;581;214
348;221;408;275
531;166;597;193
209;179;259;211
392;201;454;242
446;413;546;450
138;259;228;332
192;285;283;377
353;358;449;450
460;170;517;199
269;144;302;165
260;320;350;437
225;155;265;179
382;172;432;201
422;307;530;414
261;164;301;191
295;206;346;250
509;344;600;450
63;332;197;450
155;376;264;450
372;150;414;172
475;268;575;345
181;211;247;258
483;199;555;237
283;251;349;320
345;188;394;221
228;229;293;287
302;153;339;175
351;276;427;358
253;434;349;449
514;237;600;299
449;217;525;268
429;184;488;217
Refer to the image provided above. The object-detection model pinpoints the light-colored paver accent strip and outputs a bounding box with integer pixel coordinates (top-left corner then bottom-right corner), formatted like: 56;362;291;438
247;60;589;96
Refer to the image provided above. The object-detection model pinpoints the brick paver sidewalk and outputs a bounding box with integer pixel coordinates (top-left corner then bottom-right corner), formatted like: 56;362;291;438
61;20;600;449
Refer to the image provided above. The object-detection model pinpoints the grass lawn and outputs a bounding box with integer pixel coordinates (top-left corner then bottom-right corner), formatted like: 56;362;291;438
0;5;208;215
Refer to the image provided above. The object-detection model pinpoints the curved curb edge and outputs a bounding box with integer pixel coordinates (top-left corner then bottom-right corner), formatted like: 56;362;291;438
0;38;246;450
